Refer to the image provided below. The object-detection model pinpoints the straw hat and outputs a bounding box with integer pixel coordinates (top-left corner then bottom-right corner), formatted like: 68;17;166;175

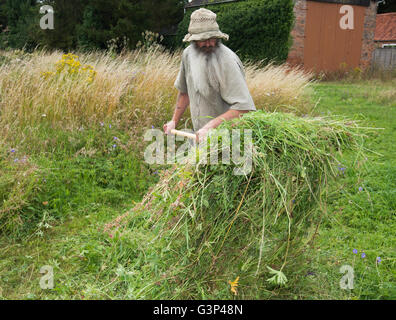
183;8;229;42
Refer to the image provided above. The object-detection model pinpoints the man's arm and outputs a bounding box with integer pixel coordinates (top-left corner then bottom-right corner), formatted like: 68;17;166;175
196;109;249;142
172;92;190;124
163;91;190;134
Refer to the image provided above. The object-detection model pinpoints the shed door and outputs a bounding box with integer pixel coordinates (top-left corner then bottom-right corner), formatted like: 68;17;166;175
304;1;366;72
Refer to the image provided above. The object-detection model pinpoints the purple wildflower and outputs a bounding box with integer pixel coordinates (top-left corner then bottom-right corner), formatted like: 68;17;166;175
14;158;19;162
113;136;118;140
11;149;15;153
359;187;363;192
112;144;117;148
109;124;112;129
376;257;381;263
353;249;358;254
361;253;366;258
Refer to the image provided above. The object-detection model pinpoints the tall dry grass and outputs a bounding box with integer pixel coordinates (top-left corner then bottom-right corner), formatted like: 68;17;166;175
0;48;315;235
0;47;314;143
0;48;183;142
245;62;314;114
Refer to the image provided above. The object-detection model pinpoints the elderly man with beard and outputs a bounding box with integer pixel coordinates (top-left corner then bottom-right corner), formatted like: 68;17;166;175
163;8;256;143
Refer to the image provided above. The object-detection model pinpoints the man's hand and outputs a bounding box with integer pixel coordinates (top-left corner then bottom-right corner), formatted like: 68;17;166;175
195;110;250;143
164;92;189;135
196;126;211;143
163;120;176;135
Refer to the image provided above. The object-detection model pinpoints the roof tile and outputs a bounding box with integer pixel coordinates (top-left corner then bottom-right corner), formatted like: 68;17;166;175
374;13;396;42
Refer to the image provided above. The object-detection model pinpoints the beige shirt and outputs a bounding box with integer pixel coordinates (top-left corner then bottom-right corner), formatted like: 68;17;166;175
174;43;256;131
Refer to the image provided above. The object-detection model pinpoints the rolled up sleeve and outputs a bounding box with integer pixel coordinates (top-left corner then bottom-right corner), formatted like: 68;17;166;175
220;58;256;111
174;59;188;94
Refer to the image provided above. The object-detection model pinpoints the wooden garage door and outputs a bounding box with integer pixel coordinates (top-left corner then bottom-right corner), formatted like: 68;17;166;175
304;1;366;72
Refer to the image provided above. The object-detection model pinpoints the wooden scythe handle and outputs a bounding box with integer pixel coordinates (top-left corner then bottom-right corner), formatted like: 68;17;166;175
170;129;197;140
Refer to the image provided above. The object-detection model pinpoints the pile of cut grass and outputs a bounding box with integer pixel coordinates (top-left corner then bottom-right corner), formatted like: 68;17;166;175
126;111;369;298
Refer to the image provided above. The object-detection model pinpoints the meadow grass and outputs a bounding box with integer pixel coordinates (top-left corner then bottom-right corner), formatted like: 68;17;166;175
0;48;313;236
0;49;394;299
296;81;396;299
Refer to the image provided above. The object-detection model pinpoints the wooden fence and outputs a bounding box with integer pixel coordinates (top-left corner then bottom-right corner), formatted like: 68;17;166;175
372;47;396;70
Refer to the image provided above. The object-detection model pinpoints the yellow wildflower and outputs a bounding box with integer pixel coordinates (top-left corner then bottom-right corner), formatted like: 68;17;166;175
42;53;96;83
228;276;239;295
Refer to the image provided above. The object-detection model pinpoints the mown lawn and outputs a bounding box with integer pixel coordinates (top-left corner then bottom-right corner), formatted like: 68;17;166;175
298;80;396;299
0;80;395;300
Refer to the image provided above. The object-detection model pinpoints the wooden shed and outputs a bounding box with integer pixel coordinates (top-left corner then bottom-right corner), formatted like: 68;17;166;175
287;0;380;72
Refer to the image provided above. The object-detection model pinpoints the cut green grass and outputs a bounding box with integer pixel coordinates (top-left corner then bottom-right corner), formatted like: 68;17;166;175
294;81;396;299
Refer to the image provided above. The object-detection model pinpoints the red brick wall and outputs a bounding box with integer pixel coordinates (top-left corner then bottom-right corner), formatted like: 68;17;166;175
359;0;377;70
287;0;378;71
287;0;307;67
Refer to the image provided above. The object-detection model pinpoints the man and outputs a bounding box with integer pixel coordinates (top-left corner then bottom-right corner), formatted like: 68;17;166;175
163;8;256;143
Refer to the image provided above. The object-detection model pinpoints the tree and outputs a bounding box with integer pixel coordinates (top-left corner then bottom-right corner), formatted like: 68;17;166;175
145;0;184;33
34;0;87;51
2;0;38;50
1;0;185;51
0;0;7;31
77;0;184;52
77;0;142;51
378;0;396;13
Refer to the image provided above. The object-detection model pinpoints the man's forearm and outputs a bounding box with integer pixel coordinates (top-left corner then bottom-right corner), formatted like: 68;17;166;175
202;109;249;130
172;92;190;124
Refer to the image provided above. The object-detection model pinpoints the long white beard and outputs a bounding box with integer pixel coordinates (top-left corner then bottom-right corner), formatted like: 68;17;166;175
187;43;226;99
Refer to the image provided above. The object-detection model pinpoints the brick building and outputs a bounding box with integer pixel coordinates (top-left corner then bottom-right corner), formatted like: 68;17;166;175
287;0;380;72
374;12;396;48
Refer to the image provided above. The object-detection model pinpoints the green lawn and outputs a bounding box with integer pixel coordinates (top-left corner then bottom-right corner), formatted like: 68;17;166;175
0;80;395;299
300;81;396;299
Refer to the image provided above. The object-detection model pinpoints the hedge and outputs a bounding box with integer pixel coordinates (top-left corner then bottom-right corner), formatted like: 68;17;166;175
174;0;295;65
